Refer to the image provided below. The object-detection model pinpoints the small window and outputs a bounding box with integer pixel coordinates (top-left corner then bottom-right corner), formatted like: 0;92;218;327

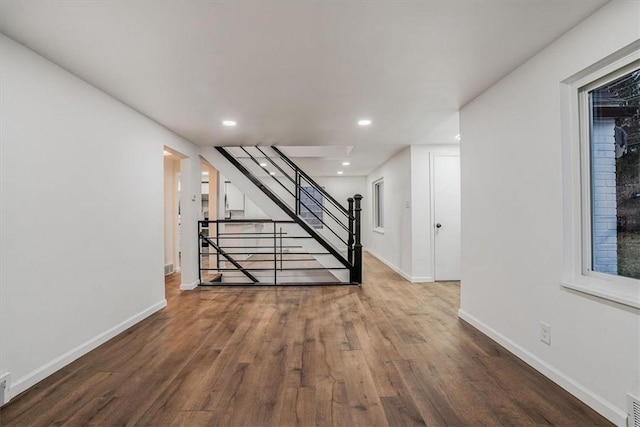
298;186;323;229
582;63;640;281
373;178;384;232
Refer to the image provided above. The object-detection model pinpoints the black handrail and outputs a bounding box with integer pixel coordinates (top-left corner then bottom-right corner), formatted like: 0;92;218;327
271;146;352;219
241;147;348;239
254;147;351;232
199;232;258;282
209;218;296;224
229;147;353;242
243;146;351;240
238;147;348;247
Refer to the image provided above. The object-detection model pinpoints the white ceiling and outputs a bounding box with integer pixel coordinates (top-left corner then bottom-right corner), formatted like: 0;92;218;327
0;0;607;176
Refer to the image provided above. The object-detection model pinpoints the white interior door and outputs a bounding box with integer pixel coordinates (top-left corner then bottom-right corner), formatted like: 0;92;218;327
433;155;461;281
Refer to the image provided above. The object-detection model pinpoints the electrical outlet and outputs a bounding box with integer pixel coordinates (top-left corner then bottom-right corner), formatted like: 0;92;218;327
540;322;551;345
0;372;10;406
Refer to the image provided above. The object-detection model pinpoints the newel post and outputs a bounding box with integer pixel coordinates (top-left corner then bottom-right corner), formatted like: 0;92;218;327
352;194;363;284
348;197;354;265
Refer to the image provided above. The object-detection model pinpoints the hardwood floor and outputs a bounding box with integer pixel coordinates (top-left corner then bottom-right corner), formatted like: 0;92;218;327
0;253;611;426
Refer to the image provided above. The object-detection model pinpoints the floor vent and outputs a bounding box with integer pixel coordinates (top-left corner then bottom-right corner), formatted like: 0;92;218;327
629;393;640;427
164;264;174;276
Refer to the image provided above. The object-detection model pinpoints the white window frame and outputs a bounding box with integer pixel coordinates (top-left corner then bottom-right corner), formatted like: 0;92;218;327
372;178;384;233
560;43;640;309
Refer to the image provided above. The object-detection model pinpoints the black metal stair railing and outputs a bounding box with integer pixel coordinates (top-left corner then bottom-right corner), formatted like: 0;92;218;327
199;232;258;283
240;146;350;247
270;146;351;219
216;147;350;267
215;146;363;284
270;146;363;283
198;219;354;285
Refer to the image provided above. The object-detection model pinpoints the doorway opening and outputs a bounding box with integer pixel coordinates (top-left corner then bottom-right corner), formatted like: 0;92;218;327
163;148;182;277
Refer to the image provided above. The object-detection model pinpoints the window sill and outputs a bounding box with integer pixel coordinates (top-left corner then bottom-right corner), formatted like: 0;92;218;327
373;227;385;235
560;277;640;310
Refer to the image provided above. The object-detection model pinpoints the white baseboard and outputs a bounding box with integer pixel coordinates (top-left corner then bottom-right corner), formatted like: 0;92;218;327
411;276;435;283
164;263;174;276
180;280;199;291
7;300;167;404
364;249;433;283
457;309;627;427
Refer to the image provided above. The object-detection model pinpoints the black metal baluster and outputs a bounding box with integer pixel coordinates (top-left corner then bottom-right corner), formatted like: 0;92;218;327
295;171;300;216
216;221;220;271
280;227;283;271
198;221;202;285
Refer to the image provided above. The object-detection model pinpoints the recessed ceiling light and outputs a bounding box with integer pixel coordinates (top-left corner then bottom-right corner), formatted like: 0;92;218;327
358;119;372;126
342;161;350;166
222;120;237;127
259;163;267;167
163;150;171;156
337;171;344;175
269;171;276;175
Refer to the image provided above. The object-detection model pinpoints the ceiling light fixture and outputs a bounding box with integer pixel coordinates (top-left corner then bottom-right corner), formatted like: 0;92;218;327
260;163;267;167
342;161;350;166
222;120;237;127
358;119;372;126
337;171;344;175
455;134;461;141
269;171;276;175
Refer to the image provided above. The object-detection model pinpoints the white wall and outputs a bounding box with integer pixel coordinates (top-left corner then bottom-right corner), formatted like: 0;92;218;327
365;147;413;278
365;145;459;282
0;35;201;401
459;2;639;425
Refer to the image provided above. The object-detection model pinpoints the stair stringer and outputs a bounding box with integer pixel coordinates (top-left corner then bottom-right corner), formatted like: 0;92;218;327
200;147;349;283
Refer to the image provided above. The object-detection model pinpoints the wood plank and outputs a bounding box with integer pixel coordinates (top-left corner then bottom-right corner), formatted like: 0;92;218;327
341;350;389;426
0;255;613;427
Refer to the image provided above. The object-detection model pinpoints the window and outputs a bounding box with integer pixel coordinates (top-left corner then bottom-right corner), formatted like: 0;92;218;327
373;178;384;232
298;186;323;229
561;49;640;309
582;63;640;281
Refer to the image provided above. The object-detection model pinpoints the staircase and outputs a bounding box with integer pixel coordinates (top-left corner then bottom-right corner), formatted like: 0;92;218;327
198;146;362;286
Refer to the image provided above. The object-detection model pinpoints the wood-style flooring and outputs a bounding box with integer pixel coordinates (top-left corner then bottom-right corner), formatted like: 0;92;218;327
0;253;611;426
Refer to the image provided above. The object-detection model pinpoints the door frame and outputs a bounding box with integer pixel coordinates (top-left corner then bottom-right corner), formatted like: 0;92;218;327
429;152;461;281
